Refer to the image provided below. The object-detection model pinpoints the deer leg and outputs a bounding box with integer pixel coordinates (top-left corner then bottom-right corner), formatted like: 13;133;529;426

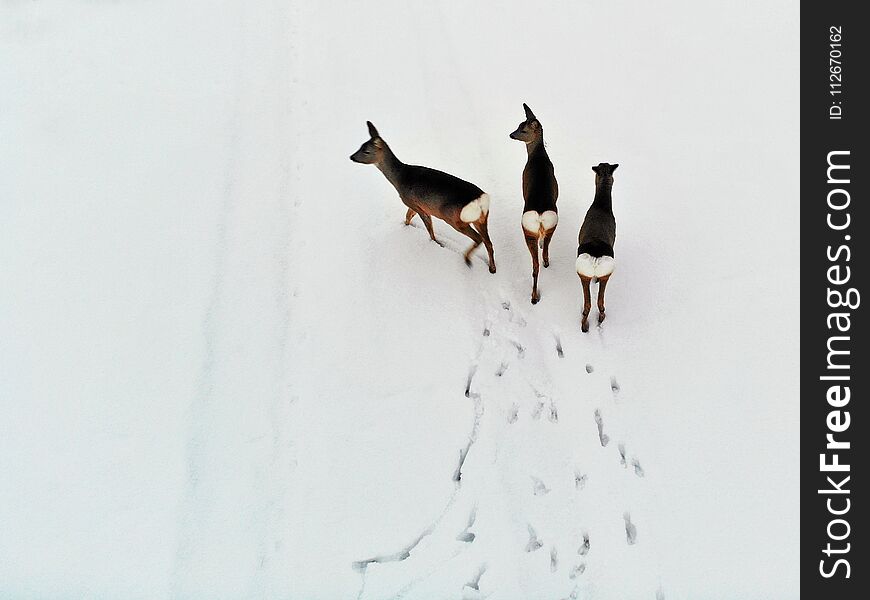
418;212;441;245
597;274;610;323
542;227;556;268
404;208;417;225
455;222;483;267
472;217;496;274
525;234;541;304
580;275;592;332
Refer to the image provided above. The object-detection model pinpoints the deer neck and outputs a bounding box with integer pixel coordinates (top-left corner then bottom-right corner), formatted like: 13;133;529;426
376;144;405;189
593;182;613;210
526;137;546;157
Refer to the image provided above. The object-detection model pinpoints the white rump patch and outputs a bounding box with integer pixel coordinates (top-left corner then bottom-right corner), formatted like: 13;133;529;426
460;193;490;223
576;253;615;278
521;210;558;236
521;211;540;233
540;210;557;230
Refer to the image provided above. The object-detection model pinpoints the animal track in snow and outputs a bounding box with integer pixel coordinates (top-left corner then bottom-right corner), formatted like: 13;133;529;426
569;563;586;579
525;525;543;552
456;531;476;543
618;443;627;467
610;376;620;394
352;527;430;572
511;340;526;358
453;446;469;484
454;395;483;484
574;472;588;490
465;365;477;398
482;321;491;337
456;507;477;542
501;300;527;327
578;532;590;556
463;564;486;593
508;403;519;424
594;409;610;447
548;399;559;423
632;457;645;477
624;512;637;545
354;385;483;592
560;585;580;599
550;546;558;572
531;390;557;422
555;335;564;358
495;362;509;377
531;476;550;496
656;587;666;600
585;363;594;373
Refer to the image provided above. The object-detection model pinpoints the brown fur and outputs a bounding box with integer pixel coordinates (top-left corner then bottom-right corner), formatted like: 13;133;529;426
524;226;556;304
510;104;558;303
351;122;496;273
404;199;496;273
579;274;610;332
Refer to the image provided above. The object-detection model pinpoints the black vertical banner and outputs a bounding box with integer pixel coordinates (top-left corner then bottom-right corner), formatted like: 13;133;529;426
802;2;867;596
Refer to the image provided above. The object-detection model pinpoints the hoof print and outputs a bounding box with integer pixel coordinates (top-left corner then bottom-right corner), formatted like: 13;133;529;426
632;458;645;477
569;563;586;579
594;409;609;447
624;512;637;545
578;532;590;556
525;525;543;552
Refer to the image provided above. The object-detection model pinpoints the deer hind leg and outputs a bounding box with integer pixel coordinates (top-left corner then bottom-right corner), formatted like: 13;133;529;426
580;275;592;332
541;226;556;268
404;208;417;226
454;222;484;267
525;233;541;304
472;216;496;274
597;274;610;323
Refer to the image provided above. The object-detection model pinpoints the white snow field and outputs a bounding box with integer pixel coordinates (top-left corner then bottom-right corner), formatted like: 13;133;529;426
1;1;799;599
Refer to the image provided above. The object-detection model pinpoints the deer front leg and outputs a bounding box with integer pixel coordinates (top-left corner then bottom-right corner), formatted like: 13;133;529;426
404;208;417;225
418;212;441;246
580;275;592;332
597;274;610;324
525;234;541;304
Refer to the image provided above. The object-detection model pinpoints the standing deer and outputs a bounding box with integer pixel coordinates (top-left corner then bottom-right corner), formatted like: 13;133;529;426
576;163;618;332
350;122;496;273
510;103;558;304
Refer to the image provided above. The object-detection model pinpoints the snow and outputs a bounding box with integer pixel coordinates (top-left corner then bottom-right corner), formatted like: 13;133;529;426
0;1;799;599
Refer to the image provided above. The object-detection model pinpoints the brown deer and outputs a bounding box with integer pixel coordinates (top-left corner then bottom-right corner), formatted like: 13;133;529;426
576;163;618;332
510;104;558;304
350;122;496;273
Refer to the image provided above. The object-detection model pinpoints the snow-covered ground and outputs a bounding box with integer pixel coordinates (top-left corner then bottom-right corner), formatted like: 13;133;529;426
1;1;799;599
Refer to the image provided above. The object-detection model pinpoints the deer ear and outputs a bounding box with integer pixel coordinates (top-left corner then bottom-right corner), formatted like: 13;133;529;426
592;166;600;174
611;164;619;172
523;103;536;121
367;121;380;139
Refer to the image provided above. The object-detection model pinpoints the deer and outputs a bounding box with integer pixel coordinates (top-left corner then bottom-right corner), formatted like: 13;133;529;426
576;162;618;332
350;122;496;273
510;103;558;304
